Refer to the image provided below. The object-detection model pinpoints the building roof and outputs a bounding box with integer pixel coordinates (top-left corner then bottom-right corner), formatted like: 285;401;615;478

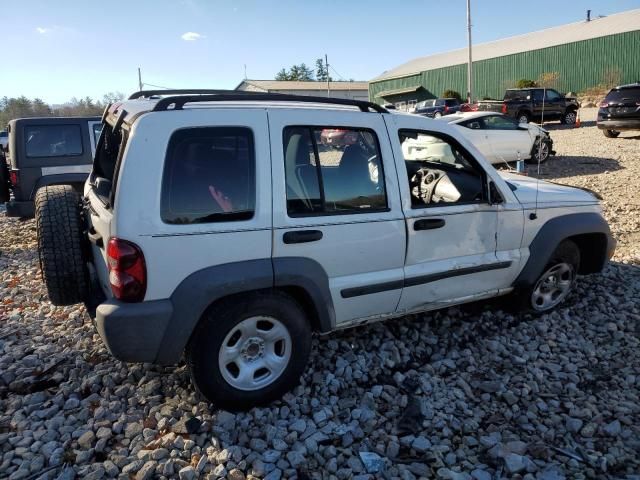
373;8;640;82
236;80;369;91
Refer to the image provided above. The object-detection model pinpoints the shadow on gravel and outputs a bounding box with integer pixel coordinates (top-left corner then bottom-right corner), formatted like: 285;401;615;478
529;154;622;179
540;120;596;130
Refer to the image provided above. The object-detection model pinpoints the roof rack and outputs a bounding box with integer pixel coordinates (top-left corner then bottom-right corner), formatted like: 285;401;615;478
128;89;269;100
127;89;387;113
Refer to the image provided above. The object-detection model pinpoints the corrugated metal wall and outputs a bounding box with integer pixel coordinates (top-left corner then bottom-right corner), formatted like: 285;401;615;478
369;31;640;104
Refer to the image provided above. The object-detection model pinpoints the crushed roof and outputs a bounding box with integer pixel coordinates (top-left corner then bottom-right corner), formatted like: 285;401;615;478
373;9;640;82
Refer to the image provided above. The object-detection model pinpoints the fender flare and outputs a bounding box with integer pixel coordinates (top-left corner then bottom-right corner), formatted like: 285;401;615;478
32;173;89;199
155;257;335;364
513;212;613;289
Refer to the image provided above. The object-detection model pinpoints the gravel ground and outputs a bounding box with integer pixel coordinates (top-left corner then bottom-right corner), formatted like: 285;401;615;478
1;109;639;480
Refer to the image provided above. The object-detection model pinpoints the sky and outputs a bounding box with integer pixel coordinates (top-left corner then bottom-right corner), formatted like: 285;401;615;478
1;0;639;104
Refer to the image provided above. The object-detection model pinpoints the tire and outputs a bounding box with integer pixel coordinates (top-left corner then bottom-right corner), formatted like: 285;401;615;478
562;110;577;125
0;154;9;204
526;138;551;164
186;291;312;411
517;112;530;124
603;129;620;138
433;112;442;118
35;185;89;306
513;240;580;314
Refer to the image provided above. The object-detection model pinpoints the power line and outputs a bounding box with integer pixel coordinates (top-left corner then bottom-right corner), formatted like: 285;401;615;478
329;65;347;81
142;82;175;90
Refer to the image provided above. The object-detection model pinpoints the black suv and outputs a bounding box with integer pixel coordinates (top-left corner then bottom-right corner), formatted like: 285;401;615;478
0;116;101;217
597;83;640;138
414;98;461;118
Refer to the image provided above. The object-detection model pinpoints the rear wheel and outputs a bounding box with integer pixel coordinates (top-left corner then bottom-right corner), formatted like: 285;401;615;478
603;129;620;138
517;112;530;124
434;112;443;118
513;240;580;314
35;185;88;306
186;291;312;411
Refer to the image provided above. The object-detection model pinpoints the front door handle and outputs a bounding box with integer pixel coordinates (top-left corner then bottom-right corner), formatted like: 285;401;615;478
414;218;446;231
283;229;323;244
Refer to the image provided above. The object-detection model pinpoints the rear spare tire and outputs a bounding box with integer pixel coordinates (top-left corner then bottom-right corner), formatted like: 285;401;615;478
0;154;10;204
35;185;88;306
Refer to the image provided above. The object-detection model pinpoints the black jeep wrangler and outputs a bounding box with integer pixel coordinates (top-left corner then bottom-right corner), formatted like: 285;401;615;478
0;116;101;217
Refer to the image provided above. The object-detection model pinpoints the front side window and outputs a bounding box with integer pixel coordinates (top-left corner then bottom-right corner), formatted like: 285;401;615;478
482;115;519;130
283;126;387;216
545;90;561;101
161;127;255;224
399;130;486;208
25;124;82;158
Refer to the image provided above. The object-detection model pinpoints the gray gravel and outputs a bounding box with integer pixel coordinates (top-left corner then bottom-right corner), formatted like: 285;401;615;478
1;111;639;479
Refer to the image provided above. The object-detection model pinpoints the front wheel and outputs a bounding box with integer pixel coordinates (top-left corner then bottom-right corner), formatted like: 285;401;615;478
603;129;620;138
513;240;580;313
186;291;311;411
562;110;577;125
527;138;551;164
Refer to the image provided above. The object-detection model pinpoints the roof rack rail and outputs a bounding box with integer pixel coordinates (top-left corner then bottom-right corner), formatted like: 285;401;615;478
128;89;269;100
146;91;388;113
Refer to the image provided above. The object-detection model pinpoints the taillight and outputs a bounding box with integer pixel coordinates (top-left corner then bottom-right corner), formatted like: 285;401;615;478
501;103;507;114
444;106;449;113
599;101;609;108
107;238;146;302
9;170;18;186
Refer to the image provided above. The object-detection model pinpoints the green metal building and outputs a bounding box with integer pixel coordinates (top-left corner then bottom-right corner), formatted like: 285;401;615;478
370;9;640;108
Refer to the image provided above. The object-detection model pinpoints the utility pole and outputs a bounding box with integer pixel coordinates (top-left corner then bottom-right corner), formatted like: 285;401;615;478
325;54;330;97
138;67;143;91
244;64;247;79
466;0;473;103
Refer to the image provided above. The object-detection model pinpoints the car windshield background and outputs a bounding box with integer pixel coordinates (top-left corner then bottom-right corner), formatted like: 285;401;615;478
398;129;486;208
25;124;82;158
283;126;387;216
161;127;255;225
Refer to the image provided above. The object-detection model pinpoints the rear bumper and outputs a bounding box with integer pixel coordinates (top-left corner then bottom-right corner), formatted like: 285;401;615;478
597;119;640;131
96;299;174;363
5;200;34;218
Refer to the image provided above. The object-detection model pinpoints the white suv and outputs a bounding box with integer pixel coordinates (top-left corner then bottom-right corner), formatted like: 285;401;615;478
35;90;615;410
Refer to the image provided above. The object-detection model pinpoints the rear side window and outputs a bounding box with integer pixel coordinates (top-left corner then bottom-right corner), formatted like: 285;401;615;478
504;90;530;101
25;124;82;158
283;126;387;216
161;127;255;225
605;87;640;103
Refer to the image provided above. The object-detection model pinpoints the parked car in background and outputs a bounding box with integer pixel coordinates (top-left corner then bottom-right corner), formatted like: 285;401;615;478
0;130;8;151
320;128;359;147
460;103;479;112
597;82;640;138
415;98;461;118
1;116;101;217
477;88;580;125
433;112;554;164
34;90;614;409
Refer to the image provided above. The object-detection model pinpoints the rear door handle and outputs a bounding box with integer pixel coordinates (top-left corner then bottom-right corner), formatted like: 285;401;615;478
283;229;323;244
414;218;446;231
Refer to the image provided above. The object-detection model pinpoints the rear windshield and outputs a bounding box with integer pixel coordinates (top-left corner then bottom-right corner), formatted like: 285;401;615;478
161;127;255;225
504;90;530;101
605;87;640;103
25;124;82;158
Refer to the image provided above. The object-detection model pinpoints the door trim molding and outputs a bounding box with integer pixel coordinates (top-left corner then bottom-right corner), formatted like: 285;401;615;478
340;261;512;298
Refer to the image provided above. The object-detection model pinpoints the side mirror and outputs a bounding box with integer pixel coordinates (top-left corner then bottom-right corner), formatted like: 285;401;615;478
489;181;504;205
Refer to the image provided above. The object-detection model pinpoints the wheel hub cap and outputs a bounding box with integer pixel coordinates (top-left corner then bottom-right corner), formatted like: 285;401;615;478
218;316;292;391
531;262;575;311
